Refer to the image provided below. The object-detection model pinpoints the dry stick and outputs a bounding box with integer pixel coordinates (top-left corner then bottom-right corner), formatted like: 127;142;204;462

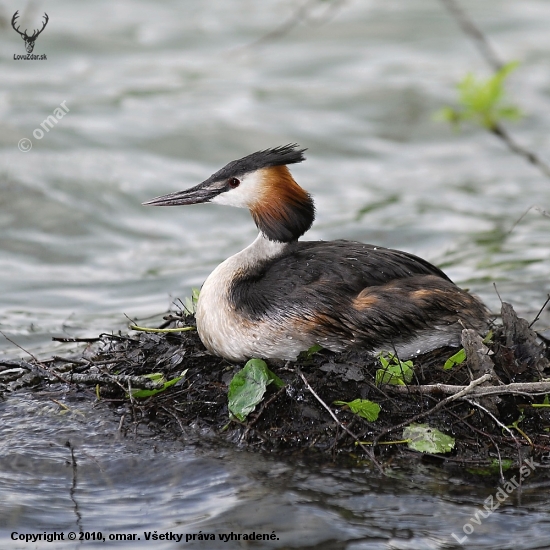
387;379;550;398
0;329;40;362
446;408;506;481
51;356;126;368
117;414;126;434
465;398;524;481
529;294;550;329
230;416;269;444
373;374;492;447
466;399;518;442
242;388;287;451
61;372;166;390
247;386;287;429
161;406;187;436
0;330;76;386
52;336;101;343
299;372;384;474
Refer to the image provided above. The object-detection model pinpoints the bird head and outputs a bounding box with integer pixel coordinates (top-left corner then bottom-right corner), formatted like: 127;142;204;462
144;144;315;242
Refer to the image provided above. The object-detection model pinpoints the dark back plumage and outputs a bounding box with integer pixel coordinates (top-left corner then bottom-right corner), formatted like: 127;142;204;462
230;240;451;319
228;240;488;355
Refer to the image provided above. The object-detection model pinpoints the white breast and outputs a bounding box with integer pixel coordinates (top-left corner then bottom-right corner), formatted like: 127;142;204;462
196;233;311;361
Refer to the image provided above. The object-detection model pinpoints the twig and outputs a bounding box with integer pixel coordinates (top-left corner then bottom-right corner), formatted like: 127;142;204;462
161;406;187;436
441;0;550;180
117;414;126;434
491;124;550;179
0;330;40;362
52;336;101;343
439;0;503;71
247;386;287;428
22;358;74;386
41;371;165;390
493;282;503;305
386;378;550;398
236;0;346;51
299;372;384;473
446;408;506;482
467;399;517;441
373;374;492;446
530;294;550;328
508;205;550;235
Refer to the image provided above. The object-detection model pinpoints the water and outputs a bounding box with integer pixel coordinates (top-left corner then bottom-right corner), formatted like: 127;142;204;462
1;0;550;547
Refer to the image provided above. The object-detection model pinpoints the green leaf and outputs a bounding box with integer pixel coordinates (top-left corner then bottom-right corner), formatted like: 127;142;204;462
443;348;466;370
184;287;201;314
299;343;323;360
228;359;284;421
439;61;521;131
130;370;188;399
496;105;522;121
403;423;455;454
142;372;165;381
376;355;414;386
333;399;381;421
434;106;461;124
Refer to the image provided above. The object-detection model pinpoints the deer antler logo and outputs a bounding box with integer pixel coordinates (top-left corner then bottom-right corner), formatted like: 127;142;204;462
12;11;49;54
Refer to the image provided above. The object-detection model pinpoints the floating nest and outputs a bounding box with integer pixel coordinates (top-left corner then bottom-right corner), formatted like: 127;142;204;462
2;301;550;473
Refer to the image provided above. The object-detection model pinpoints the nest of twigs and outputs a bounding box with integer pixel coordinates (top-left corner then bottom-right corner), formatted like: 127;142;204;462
2;301;550;472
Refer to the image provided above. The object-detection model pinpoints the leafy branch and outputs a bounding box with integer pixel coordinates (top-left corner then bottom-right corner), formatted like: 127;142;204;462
439;1;550;179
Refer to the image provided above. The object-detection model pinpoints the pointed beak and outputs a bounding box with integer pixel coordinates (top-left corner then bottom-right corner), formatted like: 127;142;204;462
143;180;222;207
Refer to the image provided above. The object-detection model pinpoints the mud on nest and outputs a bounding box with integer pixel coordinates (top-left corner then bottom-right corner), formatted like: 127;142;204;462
2;300;550;472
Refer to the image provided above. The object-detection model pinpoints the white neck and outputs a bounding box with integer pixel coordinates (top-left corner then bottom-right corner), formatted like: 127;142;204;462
235;232;288;266
195;232;288;360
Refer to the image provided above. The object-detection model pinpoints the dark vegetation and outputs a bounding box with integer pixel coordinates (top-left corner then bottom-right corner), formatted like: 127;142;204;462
2;299;550;475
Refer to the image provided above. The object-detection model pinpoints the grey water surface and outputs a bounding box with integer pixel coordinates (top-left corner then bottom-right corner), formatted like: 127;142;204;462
1;0;550;548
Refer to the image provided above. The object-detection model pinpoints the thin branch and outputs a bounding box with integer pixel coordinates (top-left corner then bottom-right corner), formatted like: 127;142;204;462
530;294;550;328
25;370;167;390
386;378;550;398
247;386;287;428
0;329;40;362
439;0;503;71
373;374;492;445
52;336;101;343
441;0;550;180
236;0;347;52
161;406;187;436
299;372;384;473
468;400;515;442
447;408;506;482
509;205;550;235
491;124;550;179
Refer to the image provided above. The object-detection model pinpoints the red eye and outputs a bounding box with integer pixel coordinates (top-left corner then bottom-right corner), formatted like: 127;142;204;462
229;177;240;188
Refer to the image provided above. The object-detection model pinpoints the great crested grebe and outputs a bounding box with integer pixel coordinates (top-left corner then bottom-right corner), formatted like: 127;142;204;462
144;144;489;361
